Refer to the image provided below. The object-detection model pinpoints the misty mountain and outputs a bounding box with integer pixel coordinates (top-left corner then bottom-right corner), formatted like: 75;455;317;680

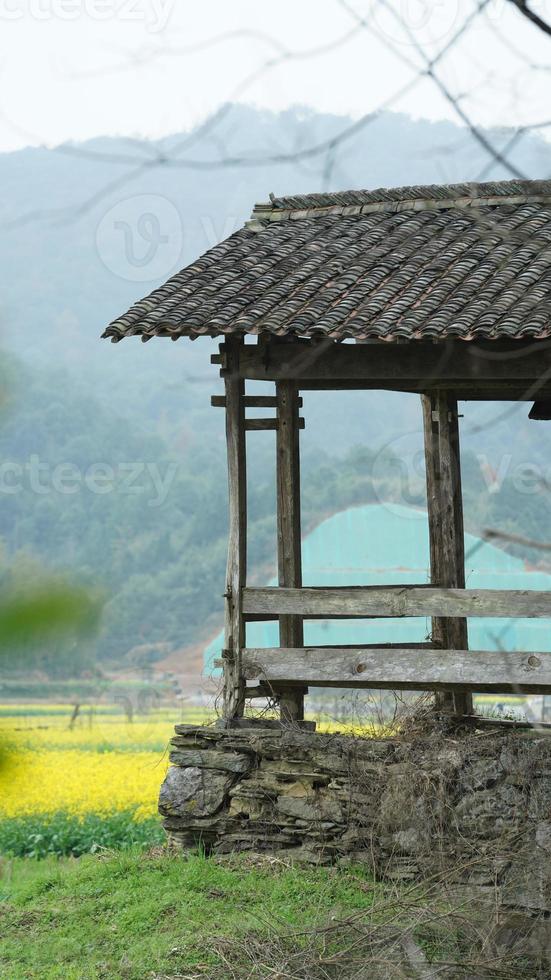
2;104;549;453
1;105;551;672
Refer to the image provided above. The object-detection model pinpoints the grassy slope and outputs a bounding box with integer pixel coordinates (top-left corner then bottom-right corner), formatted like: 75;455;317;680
0;851;376;980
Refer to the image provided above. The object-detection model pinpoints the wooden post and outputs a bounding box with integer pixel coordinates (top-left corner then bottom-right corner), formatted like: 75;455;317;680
276;380;306;722
422;391;473;716
223;337;247;718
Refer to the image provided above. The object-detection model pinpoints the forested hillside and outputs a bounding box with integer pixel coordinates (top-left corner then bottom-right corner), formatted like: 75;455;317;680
2;105;551;676
1;353;551;676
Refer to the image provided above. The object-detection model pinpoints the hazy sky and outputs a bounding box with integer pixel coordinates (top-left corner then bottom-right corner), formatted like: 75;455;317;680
0;0;550;153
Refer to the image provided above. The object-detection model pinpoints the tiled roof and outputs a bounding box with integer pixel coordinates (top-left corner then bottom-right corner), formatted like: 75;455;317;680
103;180;551;344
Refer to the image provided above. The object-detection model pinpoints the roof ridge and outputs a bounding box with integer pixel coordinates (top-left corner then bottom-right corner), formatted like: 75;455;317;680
250;179;551;223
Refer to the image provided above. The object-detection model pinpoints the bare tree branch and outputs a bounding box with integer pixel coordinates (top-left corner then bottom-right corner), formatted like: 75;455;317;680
483;528;551;551
6;0;551;227
373;0;527;178
506;0;551;37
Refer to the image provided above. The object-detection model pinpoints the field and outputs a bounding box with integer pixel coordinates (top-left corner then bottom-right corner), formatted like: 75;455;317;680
0;696;527;858
0;700;387;857
0;702;215;857
0;697;537;979
0;702;384;979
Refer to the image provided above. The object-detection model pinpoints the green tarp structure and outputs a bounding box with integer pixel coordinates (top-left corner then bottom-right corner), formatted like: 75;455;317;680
204;503;551;676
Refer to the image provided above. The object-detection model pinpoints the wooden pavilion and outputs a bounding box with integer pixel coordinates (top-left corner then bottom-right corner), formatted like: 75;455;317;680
104;179;551;724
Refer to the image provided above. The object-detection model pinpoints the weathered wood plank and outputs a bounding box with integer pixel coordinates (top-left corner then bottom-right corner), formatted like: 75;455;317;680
242;585;551;619
422;390;448;711
242;646;551;693
245;417;305;431
295;381;551;400
223;338;247;718
422;391;471;714
246;418;278;430
234;642;435;673
256;641;435;652
276;380;306;722
237;340;551;385
243;684;274;699
211;395;303;408
442;392;471;714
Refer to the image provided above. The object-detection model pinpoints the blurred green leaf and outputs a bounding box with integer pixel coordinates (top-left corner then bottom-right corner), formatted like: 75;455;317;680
0;585;101;650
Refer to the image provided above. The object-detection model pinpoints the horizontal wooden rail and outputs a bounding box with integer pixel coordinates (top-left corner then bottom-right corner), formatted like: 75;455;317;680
211;395;303;408
213;641;434;669
242;586;551;619
245;418;305;431
242;646;551;693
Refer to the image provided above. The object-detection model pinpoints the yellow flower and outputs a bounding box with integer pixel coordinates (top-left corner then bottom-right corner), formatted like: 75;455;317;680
0;704;215;820
0;696;512;824
0;746;167;819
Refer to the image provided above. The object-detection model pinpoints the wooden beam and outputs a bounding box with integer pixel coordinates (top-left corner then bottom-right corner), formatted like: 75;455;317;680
245;417;305;431
439;394;471;713
254;641;436;652
246;418;278;430
242;585;551;619
295;381;551;400
243;685;274;699
222;337;247;718
276;379;306;722
211;395;303;408
236;340;551;388
232;642;436;674
422;391;471;715
242;646;551;693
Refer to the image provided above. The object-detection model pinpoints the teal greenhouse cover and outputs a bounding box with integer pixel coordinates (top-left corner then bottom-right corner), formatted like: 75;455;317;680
203;503;551;673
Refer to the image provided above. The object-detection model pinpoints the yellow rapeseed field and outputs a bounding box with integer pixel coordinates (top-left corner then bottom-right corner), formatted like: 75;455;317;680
0;696;522;824
0;702;386;821
0;747;165;819
0;704;214;821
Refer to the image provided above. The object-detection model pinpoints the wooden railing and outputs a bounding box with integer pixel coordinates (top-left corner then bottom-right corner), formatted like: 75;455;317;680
242;585;551;619
239;585;551;695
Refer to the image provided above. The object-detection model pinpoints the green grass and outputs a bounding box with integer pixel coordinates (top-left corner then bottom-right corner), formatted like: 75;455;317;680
0;851;538;979
0;811;165;858
0;850;377;980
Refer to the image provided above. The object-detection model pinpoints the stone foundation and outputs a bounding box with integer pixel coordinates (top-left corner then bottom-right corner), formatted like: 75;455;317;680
159;721;551;942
